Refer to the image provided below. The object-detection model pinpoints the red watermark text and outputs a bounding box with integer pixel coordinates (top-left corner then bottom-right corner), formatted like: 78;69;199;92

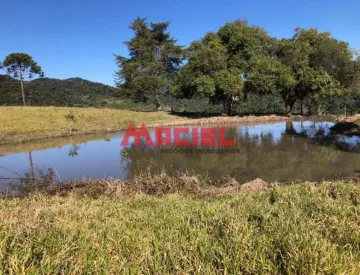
120;123;235;147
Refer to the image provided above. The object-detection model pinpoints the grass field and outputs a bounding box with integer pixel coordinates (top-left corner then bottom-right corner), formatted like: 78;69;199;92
1;180;360;273
0;106;181;145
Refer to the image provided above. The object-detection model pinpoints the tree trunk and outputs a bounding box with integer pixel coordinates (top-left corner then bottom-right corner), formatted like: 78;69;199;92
285;104;292;116
316;104;323;116
285;99;296;116
300;100;304;116
155;95;161;111
224;97;238;116
19;69;26;106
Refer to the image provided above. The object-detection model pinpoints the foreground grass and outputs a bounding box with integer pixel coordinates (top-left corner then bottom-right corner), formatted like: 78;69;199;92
1;181;360;273
0;106;181;145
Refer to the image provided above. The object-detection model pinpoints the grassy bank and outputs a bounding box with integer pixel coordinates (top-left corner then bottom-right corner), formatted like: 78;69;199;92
0;106;290;146
0;106;181;145
1;177;360;273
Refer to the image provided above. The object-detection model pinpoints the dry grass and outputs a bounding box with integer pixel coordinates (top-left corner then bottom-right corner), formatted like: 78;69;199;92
30;173;276;198
1;179;360;273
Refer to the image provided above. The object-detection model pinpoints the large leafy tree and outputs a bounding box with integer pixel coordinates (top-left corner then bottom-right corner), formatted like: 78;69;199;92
294;28;358;113
1;53;44;106
246;29;357;115
115;18;185;110
246;54;297;115
173;20;275;115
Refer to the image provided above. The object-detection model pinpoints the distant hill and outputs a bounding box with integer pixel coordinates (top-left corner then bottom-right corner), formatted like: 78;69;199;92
0;75;118;107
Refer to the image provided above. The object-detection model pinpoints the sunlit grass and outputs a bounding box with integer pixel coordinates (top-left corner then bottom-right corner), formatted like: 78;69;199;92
1;181;360;273
0;106;180;145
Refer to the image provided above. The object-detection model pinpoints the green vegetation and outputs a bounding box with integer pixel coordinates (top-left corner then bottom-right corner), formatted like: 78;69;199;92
115;18;360;116
0;75;118;107
0;106;182;145
1;179;360;273
1;53;44;106
115;17;185;110
1;74;358;115
173;20;273;115
176;22;359;115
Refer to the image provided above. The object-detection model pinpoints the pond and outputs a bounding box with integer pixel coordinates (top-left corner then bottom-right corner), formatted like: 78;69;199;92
1;120;360;193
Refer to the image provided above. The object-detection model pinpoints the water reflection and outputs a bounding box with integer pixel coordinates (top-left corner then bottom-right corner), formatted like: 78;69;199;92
119;121;360;183
0;165;56;196
68;144;81;157
1;120;360;194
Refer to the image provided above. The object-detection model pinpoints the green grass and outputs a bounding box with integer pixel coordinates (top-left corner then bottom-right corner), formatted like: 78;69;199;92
0;106;181;145
1;181;360;273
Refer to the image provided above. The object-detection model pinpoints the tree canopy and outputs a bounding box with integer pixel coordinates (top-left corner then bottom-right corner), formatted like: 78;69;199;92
246;28;358;114
172;20;276;115
115;17;185;110
169;20;360;115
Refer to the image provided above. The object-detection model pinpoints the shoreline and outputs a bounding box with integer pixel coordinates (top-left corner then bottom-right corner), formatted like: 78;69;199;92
0;105;344;147
3;172;360;199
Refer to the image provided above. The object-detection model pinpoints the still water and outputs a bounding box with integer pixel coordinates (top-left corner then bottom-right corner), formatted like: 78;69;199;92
1;120;360;192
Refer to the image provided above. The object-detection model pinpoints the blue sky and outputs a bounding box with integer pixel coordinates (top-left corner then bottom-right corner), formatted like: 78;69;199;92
1;0;359;86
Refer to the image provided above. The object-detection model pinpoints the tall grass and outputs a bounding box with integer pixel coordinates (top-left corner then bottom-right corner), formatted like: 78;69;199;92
1;181;360;273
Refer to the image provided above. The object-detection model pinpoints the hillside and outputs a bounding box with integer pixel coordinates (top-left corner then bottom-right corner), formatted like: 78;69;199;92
0;75;118;107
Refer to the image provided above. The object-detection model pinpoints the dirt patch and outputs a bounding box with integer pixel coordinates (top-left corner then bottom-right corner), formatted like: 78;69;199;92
199;178;278;196
149;115;290;128
200;179;242;196
241;178;270;191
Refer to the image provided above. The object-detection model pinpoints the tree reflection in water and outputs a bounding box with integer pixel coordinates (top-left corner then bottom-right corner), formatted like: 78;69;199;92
120;121;360;183
0;152;56;196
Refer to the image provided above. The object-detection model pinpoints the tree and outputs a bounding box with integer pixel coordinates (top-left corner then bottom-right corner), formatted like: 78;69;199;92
1;53;44;106
246;54;297;115
294;28;358;114
173;20;275;115
115;18;185;110
246;29;357;115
